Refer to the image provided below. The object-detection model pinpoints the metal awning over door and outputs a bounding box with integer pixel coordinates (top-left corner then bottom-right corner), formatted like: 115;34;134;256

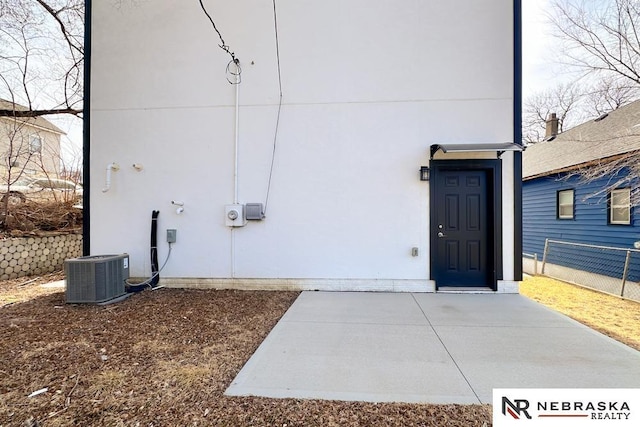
430;143;523;159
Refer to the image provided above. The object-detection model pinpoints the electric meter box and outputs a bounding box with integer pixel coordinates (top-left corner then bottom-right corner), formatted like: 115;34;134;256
225;204;246;227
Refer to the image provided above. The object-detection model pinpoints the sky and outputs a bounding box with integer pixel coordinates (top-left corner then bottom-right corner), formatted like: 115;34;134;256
522;0;560;100
522;0;581;100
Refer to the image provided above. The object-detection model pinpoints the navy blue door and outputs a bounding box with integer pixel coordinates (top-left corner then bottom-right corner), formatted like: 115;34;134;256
433;170;491;287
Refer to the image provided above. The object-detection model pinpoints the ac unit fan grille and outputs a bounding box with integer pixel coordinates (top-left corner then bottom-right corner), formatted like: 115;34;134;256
65;254;129;303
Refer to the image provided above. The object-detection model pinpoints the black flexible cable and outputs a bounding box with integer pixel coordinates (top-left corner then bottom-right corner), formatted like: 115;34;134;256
150;210;160;287
197;0;237;63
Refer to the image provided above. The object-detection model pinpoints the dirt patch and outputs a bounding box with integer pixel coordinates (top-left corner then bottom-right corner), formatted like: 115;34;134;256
0;271;65;307
1;280;491;426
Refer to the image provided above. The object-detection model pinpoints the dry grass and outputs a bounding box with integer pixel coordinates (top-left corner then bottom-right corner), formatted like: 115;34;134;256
520;275;640;351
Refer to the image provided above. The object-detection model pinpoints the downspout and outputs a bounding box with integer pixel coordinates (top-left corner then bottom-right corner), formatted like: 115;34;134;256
82;0;92;256
513;0;523;281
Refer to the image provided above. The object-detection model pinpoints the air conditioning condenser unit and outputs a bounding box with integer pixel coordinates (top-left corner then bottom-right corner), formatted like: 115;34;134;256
65;254;129;303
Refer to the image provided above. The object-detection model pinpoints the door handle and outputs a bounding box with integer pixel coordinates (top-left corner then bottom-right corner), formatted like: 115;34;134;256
437;232;445;238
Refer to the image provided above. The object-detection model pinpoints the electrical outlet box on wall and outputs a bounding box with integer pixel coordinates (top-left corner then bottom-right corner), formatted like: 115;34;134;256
225;204;246;227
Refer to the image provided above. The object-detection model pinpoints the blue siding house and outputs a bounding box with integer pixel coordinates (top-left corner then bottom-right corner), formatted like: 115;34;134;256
523;100;640;283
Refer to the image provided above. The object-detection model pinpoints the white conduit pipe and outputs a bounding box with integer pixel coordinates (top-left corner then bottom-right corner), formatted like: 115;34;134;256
231;60;241;279
234;61;240;204
102;162;120;193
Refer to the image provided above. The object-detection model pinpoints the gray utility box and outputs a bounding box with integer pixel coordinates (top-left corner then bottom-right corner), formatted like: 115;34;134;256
245;203;265;220
65;254;129;303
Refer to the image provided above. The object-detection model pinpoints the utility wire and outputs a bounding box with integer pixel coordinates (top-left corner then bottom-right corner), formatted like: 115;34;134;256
272;0;283;96
198;0;241;84
264;0;283;214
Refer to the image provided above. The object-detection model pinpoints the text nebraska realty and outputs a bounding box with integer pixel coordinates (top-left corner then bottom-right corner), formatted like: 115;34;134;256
503;397;631;420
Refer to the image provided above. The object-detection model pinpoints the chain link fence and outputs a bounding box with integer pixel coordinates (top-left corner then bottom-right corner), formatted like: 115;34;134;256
524;239;640;302
522;252;539;276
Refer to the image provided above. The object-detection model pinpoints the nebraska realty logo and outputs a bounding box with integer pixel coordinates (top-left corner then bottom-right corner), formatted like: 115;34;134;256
493;389;639;426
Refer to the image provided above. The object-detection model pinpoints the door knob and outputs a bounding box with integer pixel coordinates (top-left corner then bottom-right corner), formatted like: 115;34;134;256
437;232;445;238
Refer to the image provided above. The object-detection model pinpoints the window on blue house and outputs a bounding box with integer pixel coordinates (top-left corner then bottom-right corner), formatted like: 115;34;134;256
557;189;574;219
610;188;631;225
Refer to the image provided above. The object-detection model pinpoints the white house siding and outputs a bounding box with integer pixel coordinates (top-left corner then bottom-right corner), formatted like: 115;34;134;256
90;0;515;291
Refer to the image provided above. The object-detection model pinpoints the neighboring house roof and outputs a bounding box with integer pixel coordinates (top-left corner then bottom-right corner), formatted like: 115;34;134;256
523;99;640;180
0;99;65;135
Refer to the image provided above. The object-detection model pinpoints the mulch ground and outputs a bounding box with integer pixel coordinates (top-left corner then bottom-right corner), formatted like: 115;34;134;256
0;278;491;426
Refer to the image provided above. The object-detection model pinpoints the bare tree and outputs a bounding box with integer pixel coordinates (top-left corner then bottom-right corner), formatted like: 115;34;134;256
563;150;640;206
583;77;640;117
0;0;84;118
521;0;640;212
523;82;583;143
0;115;37;217
550;0;640;84
525;1;640;139
524;77;640;143
538;0;640;198
0;0;83;230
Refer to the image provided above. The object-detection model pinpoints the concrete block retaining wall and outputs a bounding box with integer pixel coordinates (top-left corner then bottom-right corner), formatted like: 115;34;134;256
0;233;82;280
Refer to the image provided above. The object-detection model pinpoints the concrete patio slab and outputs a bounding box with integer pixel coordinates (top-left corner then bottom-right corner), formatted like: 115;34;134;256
412;293;569;327
41;280;65;288
225;292;640;404
280;292;428;325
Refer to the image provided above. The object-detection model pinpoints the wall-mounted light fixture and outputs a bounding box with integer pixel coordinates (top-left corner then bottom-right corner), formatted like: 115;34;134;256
420;166;430;181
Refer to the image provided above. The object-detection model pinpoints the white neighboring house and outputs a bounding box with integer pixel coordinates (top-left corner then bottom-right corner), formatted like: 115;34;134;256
88;0;523;292
0;99;64;187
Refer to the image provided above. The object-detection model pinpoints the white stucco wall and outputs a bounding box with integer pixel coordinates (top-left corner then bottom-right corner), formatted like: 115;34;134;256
90;0;515;289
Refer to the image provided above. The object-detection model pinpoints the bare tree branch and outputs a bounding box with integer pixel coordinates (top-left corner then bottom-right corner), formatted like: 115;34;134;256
551;0;640;84
583;77;639;116
562;151;640;206
537;0;640;202
34;0;83;56
0;0;84;113
0;108;81;117
0;0;84;225
523;82;584;143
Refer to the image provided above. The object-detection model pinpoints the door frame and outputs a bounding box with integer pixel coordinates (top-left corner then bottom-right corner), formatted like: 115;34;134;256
429;159;503;290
